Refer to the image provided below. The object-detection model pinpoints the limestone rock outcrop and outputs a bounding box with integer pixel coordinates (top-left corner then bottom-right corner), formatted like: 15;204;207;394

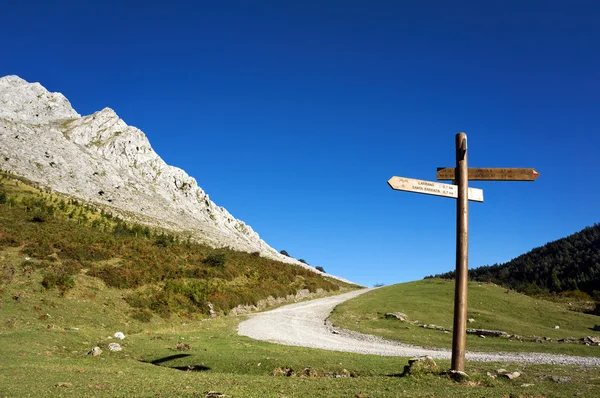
0;75;340;279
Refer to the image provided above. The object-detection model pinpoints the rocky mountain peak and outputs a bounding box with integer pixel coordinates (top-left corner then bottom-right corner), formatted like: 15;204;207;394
0;75;80;123
0;76;349;283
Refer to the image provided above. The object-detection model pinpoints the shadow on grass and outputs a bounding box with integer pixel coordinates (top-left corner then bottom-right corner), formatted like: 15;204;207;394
142;354;211;372
387;373;406;378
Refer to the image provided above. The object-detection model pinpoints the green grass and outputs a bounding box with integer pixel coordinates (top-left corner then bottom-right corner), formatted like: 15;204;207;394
2;272;600;397
329;279;600;356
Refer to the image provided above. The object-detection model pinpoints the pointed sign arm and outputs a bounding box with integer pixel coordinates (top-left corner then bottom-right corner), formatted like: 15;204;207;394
437;167;540;181
387;176;484;202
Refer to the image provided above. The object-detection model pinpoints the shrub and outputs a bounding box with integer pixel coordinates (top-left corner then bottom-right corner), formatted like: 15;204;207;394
280;250;290;257
203;253;226;268
315;266;325;273
299;259;308;264
30;212;46;222
41;266;76;294
154;235;170;247
131;308;153;323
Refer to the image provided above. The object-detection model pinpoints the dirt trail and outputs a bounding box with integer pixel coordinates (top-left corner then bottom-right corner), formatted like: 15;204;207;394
238;289;600;366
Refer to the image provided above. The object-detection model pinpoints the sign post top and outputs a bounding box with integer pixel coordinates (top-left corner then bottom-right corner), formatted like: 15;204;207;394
437;167;540;181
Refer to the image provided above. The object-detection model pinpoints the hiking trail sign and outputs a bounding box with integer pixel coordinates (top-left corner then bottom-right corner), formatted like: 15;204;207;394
387;132;539;372
437;167;540;181
387;176;484;202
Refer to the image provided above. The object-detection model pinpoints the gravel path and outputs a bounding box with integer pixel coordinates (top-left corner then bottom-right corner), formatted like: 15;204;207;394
238;289;600;366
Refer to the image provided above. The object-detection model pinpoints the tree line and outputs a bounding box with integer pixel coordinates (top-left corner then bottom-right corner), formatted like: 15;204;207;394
426;223;600;297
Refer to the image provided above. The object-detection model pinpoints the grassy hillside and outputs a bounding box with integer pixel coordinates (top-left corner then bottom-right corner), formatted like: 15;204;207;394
2;267;600;396
429;224;600;301
0;171;355;320
329;279;600;356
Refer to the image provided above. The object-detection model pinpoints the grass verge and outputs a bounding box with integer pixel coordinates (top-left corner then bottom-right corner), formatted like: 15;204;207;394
329;279;600;356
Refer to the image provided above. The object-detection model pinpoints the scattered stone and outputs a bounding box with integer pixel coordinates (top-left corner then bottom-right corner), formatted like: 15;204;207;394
272;367;294;377
113;332;125;340
385;312;408;322
521;383;535;387
107;342;122;352
55;382;72;388
496;368;508;374
479;335;485;339
551;376;572;383
205;392;229;398
176;340;191;351
486;372;496;379
554;325;560;329
585;336;600;344
46;324;56;330
466;328;509;338
504;371;521;380
88;346;102;357
299;367;314;377
447;370;470;382
403;356;439;376
208;303;217;318
66;327;80;331
467;318;475;323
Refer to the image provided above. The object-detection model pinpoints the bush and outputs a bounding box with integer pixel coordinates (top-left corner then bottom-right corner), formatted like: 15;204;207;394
131;308;153;323
280;250;290;257
299;259;308;264
203;253;226;268
41;265;76;294
30;212;46;222
315;266;325;273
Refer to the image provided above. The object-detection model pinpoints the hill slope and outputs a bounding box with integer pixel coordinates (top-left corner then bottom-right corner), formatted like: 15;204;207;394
329;279;600;356
0;172;355;318
428;224;600;296
0;75;334;278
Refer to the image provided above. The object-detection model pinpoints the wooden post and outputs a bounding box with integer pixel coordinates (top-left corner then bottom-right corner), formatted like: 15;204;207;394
451;132;469;371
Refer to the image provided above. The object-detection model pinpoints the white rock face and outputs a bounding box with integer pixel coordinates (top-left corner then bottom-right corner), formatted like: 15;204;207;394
0;75;350;283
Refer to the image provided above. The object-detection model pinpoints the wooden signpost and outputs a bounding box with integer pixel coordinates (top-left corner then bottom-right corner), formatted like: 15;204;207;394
388;132;539;372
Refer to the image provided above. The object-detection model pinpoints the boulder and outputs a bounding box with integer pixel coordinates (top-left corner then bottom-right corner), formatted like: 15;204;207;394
504;371;521;380
385;312;408;322
466;328;509;338
402;356;439;376
88;346;102;357
113;331;125;340
447;370;470;382
107;342;122;351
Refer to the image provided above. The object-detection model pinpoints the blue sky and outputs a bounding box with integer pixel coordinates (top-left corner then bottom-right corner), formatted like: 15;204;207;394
2;1;599;286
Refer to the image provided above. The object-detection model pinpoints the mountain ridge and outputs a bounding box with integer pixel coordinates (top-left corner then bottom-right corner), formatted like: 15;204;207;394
0;75;347;282
427;223;600;297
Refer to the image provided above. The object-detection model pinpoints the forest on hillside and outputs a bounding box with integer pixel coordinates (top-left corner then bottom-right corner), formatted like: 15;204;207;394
427;224;600;297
